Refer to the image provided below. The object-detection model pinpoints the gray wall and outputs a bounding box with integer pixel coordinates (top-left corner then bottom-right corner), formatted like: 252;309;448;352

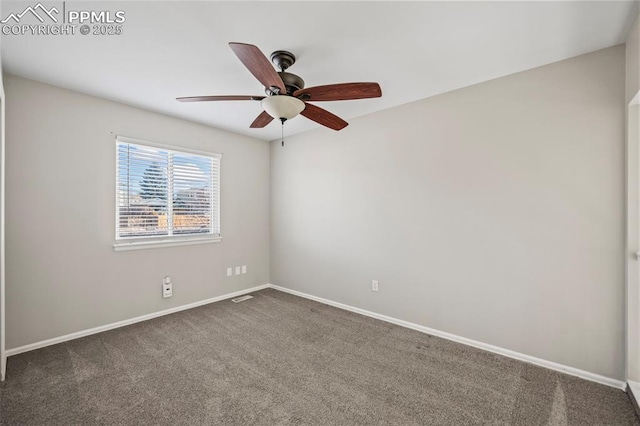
5;74;270;349
628;11;640;104
0;58;5;380
270;46;626;379
626;10;640;384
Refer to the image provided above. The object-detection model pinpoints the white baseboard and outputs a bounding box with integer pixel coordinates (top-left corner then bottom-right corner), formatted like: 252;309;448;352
629;380;640;407
6;284;270;357
268;284;626;390
5;282;628;391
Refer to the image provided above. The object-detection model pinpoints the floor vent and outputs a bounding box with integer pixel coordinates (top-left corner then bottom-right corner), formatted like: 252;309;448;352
231;295;254;303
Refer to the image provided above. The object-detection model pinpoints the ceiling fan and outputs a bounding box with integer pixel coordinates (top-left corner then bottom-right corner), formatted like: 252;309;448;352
177;42;382;133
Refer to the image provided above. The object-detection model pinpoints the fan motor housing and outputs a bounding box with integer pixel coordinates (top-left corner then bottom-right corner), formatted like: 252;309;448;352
278;72;305;94
269;50;304;95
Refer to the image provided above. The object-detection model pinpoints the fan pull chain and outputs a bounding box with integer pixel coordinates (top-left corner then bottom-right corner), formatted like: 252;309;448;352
280;118;286;147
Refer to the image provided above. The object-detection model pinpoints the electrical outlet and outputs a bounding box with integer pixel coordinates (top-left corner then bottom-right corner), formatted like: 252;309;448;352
163;276;172;298
226;267;233;277
371;280;379;292
235;266;241;275
242;265;247;274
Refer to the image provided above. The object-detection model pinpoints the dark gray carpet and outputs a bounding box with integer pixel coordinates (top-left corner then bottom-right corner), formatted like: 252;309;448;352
1;288;638;425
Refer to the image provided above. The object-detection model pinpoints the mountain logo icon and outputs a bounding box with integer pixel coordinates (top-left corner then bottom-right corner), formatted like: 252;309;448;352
1;3;59;24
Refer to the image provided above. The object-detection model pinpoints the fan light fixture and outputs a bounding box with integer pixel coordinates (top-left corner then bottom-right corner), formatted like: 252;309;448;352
261;95;305;120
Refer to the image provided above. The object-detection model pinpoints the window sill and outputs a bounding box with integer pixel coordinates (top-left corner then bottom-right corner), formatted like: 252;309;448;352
113;236;222;252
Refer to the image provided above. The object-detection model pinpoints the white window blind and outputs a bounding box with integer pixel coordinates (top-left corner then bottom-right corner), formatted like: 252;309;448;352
116;137;220;241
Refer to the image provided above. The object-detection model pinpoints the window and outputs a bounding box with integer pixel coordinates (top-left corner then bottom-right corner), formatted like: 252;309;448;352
115;136;220;250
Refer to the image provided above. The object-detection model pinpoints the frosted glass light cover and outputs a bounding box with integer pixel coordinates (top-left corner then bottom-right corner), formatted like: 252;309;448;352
261;96;305;120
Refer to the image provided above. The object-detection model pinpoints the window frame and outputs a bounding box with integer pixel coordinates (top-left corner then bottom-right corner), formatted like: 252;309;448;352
113;135;222;251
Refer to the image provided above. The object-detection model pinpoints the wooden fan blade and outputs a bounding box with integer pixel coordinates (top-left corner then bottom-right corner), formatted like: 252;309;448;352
229;42;286;94
176;95;264;102
300;103;348;131
294;83;381;102
250;111;274;128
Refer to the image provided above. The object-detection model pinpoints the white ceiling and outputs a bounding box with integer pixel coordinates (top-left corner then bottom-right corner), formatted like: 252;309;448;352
2;1;637;141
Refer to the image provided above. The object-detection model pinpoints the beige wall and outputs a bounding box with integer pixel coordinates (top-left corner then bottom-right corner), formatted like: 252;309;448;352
0;57;5;380
628;102;640;384
627;10;640;384
5;74;270;349
627;13;640;104
271;46;626;379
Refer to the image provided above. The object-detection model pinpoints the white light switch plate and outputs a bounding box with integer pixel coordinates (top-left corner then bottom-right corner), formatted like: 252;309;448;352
372;280;379;292
242;265;247;274
226;267;233;277
235;266;241;275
